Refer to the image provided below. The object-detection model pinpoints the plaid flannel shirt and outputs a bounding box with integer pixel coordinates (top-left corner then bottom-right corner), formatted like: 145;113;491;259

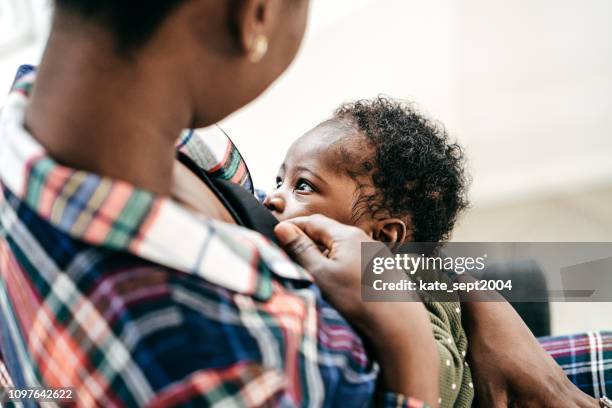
0;70;429;407
540;332;612;399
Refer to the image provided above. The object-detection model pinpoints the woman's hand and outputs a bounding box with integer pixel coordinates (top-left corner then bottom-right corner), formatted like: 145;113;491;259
462;298;599;407
274;214;440;406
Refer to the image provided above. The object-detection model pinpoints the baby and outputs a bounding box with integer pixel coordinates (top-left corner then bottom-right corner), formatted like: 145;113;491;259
263;97;473;408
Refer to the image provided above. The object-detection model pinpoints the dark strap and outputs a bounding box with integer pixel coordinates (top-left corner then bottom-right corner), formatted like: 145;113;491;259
177;152;279;245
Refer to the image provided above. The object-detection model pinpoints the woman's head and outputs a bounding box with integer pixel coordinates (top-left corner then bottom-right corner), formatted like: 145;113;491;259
265;97;469;244
52;0;309;127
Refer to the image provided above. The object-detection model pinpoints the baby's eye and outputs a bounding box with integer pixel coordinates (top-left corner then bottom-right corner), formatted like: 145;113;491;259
275;177;282;189
295;179;315;193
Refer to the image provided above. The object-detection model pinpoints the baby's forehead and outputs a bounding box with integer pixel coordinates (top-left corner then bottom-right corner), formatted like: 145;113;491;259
295;120;350;146
288;119;366;167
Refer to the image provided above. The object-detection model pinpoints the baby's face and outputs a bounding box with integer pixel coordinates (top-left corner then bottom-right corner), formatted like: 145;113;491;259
264;120;369;229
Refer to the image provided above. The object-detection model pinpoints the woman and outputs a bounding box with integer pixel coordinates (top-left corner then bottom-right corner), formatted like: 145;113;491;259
0;1;607;408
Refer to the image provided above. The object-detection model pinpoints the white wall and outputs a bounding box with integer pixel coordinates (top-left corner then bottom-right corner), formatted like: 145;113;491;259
448;0;612;205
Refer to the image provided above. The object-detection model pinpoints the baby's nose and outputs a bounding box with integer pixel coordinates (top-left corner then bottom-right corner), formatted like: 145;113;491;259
263;194;285;214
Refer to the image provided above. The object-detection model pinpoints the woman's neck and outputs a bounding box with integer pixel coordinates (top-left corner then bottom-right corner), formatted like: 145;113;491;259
24;19;198;196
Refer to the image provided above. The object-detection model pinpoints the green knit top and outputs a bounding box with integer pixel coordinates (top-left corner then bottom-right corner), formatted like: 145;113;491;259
426;300;474;407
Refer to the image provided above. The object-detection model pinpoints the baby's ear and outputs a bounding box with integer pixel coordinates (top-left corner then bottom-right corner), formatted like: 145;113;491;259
373;218;408;244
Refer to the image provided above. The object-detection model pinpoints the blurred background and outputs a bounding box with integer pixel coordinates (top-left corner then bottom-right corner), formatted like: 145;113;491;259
1;0;611;335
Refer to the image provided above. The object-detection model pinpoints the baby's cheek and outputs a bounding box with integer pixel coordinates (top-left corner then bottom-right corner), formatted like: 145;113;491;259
288;196;356;226
278;201;313;220
311;204;357;226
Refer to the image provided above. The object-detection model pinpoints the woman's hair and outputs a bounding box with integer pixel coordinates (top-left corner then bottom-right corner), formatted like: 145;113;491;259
55;0;187;50
334;96;469;243
54;0;302;53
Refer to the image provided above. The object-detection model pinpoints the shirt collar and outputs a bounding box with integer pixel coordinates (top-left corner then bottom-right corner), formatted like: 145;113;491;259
0;70;312;300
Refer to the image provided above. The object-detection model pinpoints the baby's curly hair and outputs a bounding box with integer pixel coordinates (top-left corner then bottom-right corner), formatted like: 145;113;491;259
333;96;469;243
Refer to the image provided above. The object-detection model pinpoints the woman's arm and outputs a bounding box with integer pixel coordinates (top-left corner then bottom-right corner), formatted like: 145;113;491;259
456;273;598;407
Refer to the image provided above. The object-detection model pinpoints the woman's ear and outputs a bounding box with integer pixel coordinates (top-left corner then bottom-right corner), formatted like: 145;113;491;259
372;218;409;244
236;0;281;62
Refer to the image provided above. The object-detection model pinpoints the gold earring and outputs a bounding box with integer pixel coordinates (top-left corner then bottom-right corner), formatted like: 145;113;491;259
248;34;268;63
